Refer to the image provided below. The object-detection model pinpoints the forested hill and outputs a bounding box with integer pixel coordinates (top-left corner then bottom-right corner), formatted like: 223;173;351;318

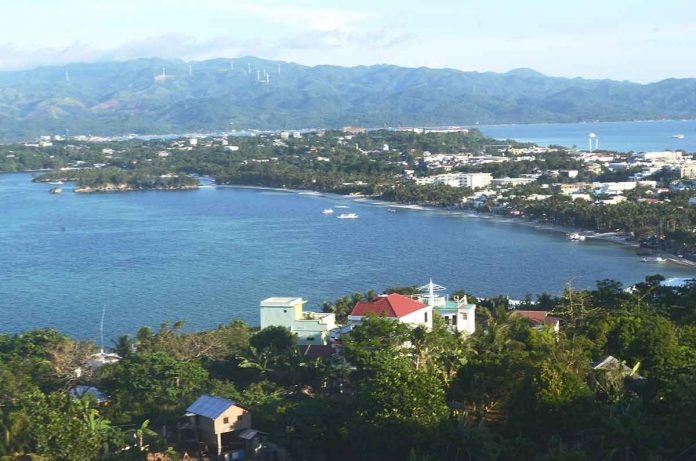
1;56;696;141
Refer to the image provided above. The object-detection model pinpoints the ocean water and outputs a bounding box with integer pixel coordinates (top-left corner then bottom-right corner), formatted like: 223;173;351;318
1;172;693;340
480;120;696;153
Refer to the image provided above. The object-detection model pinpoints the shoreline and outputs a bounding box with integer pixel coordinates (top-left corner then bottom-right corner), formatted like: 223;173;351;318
220;183;696;270
13;173;696;271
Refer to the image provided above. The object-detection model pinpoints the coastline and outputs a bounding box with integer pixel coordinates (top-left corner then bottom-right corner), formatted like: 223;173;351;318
220;183;696;270
13;172;696;271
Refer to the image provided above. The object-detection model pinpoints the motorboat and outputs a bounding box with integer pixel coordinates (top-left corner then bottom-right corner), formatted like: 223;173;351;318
321;208;334;215
387;208;397;213
337;213;358;219
567;232;586;241
672;134;685;139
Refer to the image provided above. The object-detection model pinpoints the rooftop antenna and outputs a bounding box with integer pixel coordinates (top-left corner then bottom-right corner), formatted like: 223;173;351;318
266;73;270;84
256;69;261;81
418;278;446;306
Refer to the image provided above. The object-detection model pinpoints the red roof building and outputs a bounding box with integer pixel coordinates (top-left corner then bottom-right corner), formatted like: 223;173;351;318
513;310;560;332
349;294;432;328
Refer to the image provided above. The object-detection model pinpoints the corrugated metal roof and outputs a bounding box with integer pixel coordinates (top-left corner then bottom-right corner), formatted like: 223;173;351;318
238;429;267;440
186;395;235;419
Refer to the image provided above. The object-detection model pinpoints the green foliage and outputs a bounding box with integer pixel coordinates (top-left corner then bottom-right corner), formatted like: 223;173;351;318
2;57;696;141
1;275;695;460
100;352;208;422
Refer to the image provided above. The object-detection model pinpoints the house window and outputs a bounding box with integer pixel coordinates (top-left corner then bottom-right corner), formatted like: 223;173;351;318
424;312;428;323
223;417;229;424
283;309;287;313
461;313;467;321
453;314;458;325
306;336;315;341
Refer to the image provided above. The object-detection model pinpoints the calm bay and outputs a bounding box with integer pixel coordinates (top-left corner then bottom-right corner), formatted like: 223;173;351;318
1;172;693;341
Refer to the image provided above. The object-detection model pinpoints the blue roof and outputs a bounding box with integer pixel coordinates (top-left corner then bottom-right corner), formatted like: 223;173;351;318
186;395;235;419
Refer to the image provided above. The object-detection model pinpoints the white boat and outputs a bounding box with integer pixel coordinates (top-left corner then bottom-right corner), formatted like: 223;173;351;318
672;134;685;139
387;208;397;213
49;187;62;194
321;208;334;215
49;181;64;185
641;256;667;263
567;232;586;241
337;213;358;219
334;205;349;209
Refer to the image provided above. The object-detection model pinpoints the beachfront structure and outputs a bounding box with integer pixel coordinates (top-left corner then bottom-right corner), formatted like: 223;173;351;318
414;172;493;190
414;279;476;335
348;293;433;329
260;297;336;345
634;151;683;162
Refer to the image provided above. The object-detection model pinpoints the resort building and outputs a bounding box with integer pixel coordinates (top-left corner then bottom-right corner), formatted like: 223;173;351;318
260;297;336;346
348;293;433;329
414;172;493;190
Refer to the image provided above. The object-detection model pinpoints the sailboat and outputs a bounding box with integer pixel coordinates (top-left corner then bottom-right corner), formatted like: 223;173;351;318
85;305;122;370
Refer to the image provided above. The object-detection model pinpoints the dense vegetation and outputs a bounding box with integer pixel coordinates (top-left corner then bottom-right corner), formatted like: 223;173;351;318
1;276;695;460
3;57;696;141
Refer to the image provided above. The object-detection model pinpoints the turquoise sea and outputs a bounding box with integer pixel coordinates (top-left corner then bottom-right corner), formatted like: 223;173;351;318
480;120;696;153
1;172;693;341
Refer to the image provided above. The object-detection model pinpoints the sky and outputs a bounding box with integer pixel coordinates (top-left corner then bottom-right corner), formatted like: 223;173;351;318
0;0;694;82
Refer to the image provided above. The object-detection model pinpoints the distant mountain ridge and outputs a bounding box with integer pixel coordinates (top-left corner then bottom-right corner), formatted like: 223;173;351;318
0;57;695;141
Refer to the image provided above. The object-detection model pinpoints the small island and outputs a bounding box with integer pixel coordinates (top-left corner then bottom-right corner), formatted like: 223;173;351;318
34;167;199;193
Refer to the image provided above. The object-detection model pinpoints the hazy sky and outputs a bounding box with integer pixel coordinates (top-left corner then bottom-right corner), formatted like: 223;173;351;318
0;0;694;82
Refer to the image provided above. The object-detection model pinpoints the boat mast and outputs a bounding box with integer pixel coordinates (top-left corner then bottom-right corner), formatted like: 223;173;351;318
100;304;106;354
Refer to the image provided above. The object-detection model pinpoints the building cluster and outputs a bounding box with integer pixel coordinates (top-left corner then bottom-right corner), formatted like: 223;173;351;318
259;280;478;351
416;151;538;171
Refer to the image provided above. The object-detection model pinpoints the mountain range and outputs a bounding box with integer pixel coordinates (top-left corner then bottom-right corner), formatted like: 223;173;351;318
1;57;695;141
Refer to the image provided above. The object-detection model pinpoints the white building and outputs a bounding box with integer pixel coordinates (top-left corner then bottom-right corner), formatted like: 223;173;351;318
414;280;475;335
259;297;336;346
415;172;493;189
680;162;696;179
635;151;683;162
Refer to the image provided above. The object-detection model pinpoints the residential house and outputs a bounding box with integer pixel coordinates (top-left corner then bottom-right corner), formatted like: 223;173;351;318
184;395;266;458
260;297;336;345
348;293;432;329
512;310;560;333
